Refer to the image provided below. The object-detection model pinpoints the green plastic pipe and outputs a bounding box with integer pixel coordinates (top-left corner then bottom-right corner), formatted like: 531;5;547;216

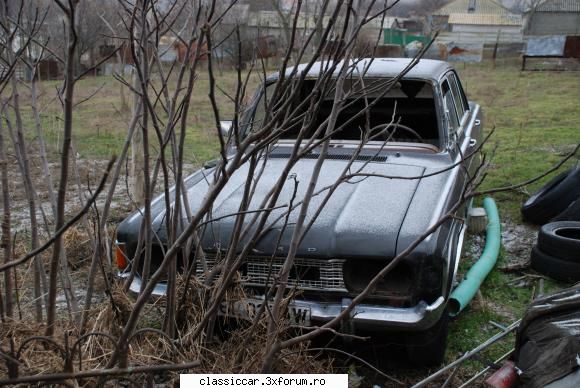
449;197;501;317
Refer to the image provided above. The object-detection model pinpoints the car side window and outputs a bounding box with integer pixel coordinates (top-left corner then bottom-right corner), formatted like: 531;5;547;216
442;80;459;136
447;72;469;122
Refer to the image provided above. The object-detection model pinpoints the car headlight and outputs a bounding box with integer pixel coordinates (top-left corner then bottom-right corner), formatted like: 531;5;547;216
343;259;414;300
417;259;443;303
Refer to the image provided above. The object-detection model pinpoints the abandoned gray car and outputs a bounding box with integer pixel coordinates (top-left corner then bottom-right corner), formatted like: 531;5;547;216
115;58;483;364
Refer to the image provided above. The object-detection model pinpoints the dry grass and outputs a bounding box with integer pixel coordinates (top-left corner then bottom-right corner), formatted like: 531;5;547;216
63;226;93;270
0;321;68;379
1;277;330;385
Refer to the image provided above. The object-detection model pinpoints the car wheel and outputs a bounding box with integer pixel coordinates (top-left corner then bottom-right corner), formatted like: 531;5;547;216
521;165;580;225
537;221;580;262
552;199;580;222
405;311;449;366
530;245;580;282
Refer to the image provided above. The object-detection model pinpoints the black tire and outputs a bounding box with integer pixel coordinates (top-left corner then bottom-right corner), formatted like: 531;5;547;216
521;165;580;225
530;245;580;282
552;199;580;222
537;221;580;261
405;311;449;366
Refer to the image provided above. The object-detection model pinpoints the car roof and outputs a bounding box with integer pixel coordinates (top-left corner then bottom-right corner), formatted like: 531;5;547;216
268;58;453;83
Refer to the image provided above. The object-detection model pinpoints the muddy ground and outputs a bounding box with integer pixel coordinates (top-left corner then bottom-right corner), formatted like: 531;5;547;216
8;158;131;231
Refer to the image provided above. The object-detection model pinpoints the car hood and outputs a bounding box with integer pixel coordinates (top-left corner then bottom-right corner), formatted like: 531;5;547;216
119;156;432;259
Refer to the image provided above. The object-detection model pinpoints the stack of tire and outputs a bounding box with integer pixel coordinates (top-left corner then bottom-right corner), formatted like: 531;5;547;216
521;164;580;282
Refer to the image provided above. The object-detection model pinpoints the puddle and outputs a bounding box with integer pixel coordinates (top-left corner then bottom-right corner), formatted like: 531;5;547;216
501;222;538;266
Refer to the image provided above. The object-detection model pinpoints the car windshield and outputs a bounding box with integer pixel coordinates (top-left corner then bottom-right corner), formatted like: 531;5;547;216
249;77;440;147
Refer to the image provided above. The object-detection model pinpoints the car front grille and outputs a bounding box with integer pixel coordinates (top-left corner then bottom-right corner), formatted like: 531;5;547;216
196;255;347;292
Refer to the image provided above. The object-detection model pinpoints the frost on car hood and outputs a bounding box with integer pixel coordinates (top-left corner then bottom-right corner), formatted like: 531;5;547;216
124;155;435;259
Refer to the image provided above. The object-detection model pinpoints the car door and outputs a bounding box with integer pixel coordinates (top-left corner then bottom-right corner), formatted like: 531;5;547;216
441;71;483;187
440;73;480;296
446;71;482;178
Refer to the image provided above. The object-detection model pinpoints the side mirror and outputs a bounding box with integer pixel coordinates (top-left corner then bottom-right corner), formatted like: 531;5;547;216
219;120;233;138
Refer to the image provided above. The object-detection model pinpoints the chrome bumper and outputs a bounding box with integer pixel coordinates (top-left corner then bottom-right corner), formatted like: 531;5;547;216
286;296;446;331
120;273;446;331
120;272;168;296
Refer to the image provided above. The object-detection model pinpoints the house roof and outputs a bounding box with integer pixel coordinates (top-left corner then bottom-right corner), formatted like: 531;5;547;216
222;4;250;24
434;0;512;16
533;0;580;12
247;11;283;27
365;16;408;29
248;0;273;12
448;13;522;25
247;11;336;29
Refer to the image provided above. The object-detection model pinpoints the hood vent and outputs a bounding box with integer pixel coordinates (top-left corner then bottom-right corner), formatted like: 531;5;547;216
266;153;387;162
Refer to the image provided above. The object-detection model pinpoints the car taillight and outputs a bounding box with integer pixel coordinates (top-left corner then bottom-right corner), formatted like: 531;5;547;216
114;242;128;270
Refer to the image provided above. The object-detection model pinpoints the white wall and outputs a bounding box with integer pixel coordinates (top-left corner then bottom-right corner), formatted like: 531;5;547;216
443;24;523;43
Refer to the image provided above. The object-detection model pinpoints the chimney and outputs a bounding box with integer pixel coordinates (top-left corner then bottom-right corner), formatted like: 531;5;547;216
468;0;476;13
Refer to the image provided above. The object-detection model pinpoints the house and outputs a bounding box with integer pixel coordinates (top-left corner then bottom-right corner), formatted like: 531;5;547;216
524;0;580;35
521;0;580;69
360;16;417;47
431;0;523;43
157;36;208;64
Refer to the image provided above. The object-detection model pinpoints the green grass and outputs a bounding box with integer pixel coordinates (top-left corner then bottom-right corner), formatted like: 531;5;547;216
439;63;580;375
14;70;257;166
457;63;580;220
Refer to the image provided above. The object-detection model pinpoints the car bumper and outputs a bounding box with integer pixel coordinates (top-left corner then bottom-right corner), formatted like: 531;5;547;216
119;273;446;331
283;296;445;331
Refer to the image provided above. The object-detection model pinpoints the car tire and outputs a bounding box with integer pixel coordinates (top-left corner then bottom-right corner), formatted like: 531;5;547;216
521;165;580;225
552;199;580;222
405;311;449;366
530;245;580;282
537;222;580;262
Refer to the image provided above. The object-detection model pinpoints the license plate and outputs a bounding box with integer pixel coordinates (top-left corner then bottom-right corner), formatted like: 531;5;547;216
219;299;311;326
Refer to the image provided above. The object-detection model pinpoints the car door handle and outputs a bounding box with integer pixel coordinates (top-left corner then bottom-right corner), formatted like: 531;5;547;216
474;119;481;126
469;138;477;147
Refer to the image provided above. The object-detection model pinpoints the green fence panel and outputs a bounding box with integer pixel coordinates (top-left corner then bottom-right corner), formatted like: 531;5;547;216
383;29;430;46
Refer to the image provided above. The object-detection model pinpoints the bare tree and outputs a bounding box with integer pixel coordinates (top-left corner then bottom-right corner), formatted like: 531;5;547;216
0;0;49;322
512;0;543;13
24;0;118;76
75;0;117;72
1;0;578;385
516;0;544;34
270;0;294;51
99;0;447;374
44;0;79;337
